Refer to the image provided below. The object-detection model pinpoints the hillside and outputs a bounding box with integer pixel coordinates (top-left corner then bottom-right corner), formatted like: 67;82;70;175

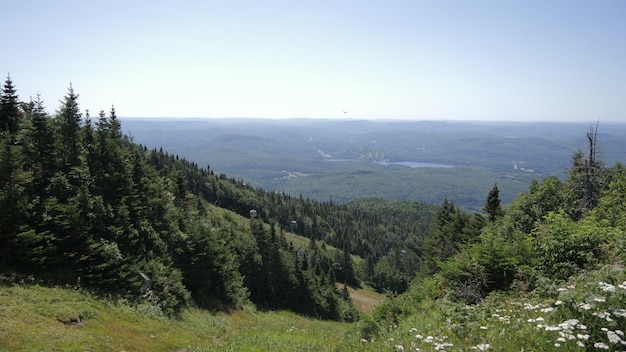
3;78;626;351
0;284;358;351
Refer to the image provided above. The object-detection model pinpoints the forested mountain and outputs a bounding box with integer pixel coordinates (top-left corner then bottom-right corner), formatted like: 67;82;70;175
3;77;626;350
0;77;438;320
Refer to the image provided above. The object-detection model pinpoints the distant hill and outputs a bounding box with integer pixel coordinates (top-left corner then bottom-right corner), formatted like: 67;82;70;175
122;118;626;211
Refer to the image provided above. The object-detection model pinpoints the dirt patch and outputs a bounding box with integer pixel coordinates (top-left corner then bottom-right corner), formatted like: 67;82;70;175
336;284;383;313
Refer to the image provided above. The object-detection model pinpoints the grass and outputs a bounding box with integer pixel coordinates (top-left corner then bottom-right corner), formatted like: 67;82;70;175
0;284;359;351
3;265;624;351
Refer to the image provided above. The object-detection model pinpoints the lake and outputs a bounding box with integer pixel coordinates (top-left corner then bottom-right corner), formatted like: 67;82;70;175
373;161;455;168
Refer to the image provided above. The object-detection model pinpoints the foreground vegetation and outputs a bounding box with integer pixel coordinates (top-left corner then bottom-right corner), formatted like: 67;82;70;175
0;284;358;351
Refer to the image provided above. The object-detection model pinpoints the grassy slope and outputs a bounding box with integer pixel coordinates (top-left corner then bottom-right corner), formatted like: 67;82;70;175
0;285;359;351
3;266;625;351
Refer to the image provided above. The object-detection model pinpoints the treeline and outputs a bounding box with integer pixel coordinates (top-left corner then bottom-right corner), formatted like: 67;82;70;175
0;76;437;319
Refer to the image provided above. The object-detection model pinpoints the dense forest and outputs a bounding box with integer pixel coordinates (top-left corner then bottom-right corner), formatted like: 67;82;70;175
2;75;626;349
0;76;440;320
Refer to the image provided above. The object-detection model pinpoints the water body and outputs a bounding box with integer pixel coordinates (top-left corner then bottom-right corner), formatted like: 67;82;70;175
374;161;454;168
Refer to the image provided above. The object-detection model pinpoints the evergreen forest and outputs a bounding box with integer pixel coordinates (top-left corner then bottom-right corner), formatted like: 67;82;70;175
1;76;626;350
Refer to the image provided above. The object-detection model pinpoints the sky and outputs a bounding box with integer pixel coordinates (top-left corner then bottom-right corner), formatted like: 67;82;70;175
3;0;626;122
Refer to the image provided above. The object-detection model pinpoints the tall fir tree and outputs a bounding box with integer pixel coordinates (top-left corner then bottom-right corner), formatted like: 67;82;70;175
0;74;21;136
484;183;503;222
56;84;82;168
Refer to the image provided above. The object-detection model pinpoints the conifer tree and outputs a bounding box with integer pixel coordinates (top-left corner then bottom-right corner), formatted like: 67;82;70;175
0;74;20;136
56;85;82;168
484;183;503;222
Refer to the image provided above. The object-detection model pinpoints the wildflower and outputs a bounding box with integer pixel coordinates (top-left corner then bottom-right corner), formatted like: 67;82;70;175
593;296;606;302
615;330;624;336
415;334;424;340
567;285;575;289
613;309;626;318
410;328;418;333
360;338;368;344
577;334;589;340
541;307;556;313
424;336;434;343
471;343;490;350
578;303;592;310
554;343;561;347
434;342;453;350
479;326;488;330
557;287;568;292
524;303;538;310
593;311;613;322
576;341;585;347
594;342;609;349
607;331;623;344
556;337;566;342
598;282;616;293
618;281;626;290
554;300;563;306
394;344;404;351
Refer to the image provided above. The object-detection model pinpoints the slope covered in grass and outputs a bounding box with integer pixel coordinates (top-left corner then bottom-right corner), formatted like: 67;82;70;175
0;284;359;351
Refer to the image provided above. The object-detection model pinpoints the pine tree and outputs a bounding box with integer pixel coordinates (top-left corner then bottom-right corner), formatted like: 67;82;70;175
0;75;21;136
484;183;503;222
56;85;82;168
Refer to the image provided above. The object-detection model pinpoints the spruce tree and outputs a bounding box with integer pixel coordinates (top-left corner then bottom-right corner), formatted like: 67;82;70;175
56;85;82;168
0;74;21;136
484;183;503;222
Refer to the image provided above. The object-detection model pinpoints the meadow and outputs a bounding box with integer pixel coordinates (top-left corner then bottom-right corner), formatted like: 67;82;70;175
2;263;624;351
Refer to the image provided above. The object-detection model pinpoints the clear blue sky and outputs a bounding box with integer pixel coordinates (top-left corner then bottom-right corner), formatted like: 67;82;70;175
3;0;626;121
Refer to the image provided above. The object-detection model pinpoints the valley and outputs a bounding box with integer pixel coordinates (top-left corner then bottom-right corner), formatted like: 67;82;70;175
122;118;626;211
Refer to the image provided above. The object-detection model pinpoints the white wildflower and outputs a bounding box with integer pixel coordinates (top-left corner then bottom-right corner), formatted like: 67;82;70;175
594;342;609;349
577;333;589;340
598;282;616;293
556;337;566;342
415;334;424;340
556;287;568;292
394;344;404;351
576;341;585;347
578;303;592;310
472;343;490;350
424;336;434;343
554;300;563;306
615;330;624;336
567;285;575;289
541;307;556;313
479;326;488;330
614;309;626;318
607;331;623;344
410;328;418;333
593;296;606;302
554;343;561;348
